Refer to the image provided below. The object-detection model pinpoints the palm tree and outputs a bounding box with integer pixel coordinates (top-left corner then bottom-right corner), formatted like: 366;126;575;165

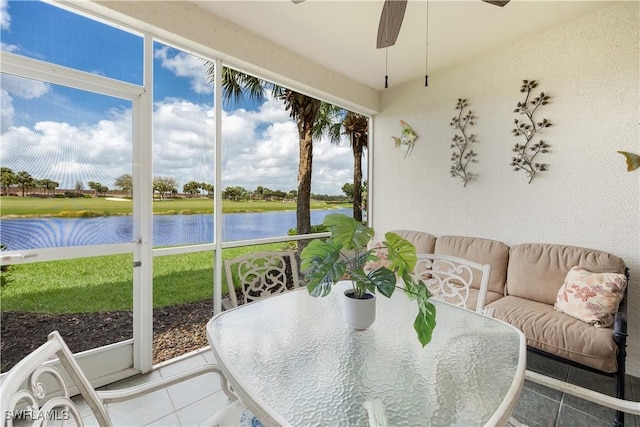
15;171;33;197
204;63;321;239
1;167;16;196
342;113;368;221
313;105;369;221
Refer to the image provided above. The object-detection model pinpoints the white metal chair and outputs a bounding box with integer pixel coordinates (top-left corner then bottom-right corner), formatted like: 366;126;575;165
224;250;301;308
0;331;252;427
412;253;492;314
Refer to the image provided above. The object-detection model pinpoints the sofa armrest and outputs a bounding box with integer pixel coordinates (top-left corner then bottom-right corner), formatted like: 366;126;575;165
614;266;629;340
614;310;627;341
613;266;629;413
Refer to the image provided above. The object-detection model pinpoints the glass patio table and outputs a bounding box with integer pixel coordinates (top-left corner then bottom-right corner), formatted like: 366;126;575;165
206;281;526;427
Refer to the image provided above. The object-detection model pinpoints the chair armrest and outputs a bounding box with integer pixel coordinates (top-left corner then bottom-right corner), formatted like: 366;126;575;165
525;370;640;415
97;363;237;403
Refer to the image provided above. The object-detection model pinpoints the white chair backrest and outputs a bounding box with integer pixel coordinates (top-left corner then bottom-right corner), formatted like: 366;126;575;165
224;250;300;308
1;331;112;426
413;253;491;313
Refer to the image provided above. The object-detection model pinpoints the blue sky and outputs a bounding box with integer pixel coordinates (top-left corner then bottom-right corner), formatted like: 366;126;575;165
0;0;358;195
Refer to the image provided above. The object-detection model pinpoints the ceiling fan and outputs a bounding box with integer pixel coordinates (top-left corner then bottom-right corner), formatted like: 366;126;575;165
376;0;510;48
290;0;510;49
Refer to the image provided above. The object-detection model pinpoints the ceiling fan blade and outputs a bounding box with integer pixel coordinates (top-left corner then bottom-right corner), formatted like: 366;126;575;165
291;0;305;3
376;0;408;49
482;0;510;7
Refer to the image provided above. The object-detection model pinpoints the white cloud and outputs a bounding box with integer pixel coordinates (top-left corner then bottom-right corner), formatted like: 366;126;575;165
154;46;212;95
1;89;14;131
0;87;359;195
0;109;133;188
152;98;215;185
1;74;49;99
1;42;18;52
312;134;356;195
0;0;10;32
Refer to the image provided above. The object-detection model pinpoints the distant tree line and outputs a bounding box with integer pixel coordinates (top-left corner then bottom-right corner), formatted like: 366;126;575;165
1;168;61;197
1;169;353;202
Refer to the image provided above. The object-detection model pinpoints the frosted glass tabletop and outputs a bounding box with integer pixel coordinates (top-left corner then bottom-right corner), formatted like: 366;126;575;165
207;281;526;427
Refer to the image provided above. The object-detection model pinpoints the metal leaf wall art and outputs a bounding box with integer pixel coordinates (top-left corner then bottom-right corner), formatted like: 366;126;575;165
449;98;478;187
511;80;552;183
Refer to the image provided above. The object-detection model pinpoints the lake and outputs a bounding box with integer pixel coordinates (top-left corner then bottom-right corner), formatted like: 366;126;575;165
0;209;351;250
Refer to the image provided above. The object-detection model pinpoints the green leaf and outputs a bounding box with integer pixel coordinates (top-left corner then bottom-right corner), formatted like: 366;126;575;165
348;267;395;298
369;267;397;297
383;232;417;276
300;239;345;297
414;306;437;346
323;214;373;250
307;276;336;298
300;239;339;271
413;286;437;346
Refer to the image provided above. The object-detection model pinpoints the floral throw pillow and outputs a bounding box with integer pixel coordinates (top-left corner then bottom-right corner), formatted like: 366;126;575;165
554;266;627;328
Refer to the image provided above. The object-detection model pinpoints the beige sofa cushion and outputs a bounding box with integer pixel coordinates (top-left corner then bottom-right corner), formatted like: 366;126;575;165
434;235;509;295
466;290;503;312
391;230;437;254
488;296;618;373
507;243;626;305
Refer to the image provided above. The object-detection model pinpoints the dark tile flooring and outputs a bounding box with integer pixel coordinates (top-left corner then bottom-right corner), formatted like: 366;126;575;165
512;350;640;427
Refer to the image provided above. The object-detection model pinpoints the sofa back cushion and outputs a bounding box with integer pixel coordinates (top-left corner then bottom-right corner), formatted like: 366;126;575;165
391;230;437;254
434;235;509;295
507;243;626;305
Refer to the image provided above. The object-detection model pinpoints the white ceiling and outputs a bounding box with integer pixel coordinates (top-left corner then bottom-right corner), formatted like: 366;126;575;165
193;0;614;91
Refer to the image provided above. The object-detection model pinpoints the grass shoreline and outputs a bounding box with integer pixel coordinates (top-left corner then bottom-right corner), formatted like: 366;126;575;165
0;196;350;218
0;198;343;314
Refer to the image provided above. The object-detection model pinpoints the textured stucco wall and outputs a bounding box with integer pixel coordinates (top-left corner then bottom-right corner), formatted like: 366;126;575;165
372;2;640;376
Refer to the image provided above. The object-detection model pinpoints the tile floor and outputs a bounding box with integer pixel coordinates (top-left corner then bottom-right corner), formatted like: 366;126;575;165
70;348;236;427
69;347;639;426
513;351;640;427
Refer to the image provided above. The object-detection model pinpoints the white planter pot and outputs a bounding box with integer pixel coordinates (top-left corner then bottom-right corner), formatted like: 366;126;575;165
342;289;376;330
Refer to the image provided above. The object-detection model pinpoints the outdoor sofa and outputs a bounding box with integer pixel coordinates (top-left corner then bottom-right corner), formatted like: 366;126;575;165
394;230;630;424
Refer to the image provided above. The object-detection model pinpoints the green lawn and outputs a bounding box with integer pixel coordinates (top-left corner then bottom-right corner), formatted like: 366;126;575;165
0;196;340;314
0;243;287;314
0;196;350;217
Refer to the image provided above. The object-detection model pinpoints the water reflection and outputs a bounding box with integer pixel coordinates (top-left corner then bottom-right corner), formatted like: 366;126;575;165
0;209;350;250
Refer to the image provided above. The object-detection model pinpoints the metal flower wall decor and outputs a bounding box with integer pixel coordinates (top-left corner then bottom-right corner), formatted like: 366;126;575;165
511;80;552;183
449;98;478;187
392;120;417;158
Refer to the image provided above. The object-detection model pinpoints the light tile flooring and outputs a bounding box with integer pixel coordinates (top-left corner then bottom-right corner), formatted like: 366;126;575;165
71;347;640;427
71;348;236;427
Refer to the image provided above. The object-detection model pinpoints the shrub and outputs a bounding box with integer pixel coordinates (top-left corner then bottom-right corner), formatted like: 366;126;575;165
58;210;102;218
63;191;84;198
0;244;12;287
285;224;328;249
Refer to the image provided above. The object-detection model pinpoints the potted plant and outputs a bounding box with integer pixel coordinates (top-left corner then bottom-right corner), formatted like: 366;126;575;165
300;213;437;346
